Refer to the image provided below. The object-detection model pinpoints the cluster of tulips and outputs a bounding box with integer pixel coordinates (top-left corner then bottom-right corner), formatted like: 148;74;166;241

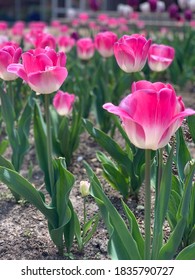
0;14;195;260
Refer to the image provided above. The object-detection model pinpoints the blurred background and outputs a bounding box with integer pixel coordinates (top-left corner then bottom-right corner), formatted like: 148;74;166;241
0;0;178;23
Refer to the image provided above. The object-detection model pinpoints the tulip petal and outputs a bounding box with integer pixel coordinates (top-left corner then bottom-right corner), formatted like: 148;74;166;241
7;63;28;82
28;67;68;94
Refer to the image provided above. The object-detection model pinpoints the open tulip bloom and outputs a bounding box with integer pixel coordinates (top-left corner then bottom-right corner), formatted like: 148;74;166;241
103;80;195;150
103;80;195;259
148;43;175;72
7;47;68;95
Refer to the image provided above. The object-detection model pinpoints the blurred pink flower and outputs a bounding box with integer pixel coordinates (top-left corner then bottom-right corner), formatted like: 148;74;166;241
95;31;118;58
58;35;75;53
53;90;75;116
8;47;68;94
148;44;175;72
114;34;151;73
76;38;95;60
0;45;22;81
103;80;195;150
34;32;56;49
0;21;8;34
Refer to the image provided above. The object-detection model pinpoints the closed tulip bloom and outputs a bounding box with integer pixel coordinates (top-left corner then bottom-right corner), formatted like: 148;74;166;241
58;35;75;53
95;31;118;58
53;90;75;116
114;34;151;73
148;44;175;72
103;80;195;150
76;38;95;60
8;47;68;94
0;45;22;81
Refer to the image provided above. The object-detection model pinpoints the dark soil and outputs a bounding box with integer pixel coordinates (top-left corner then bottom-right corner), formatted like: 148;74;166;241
0;91;195;260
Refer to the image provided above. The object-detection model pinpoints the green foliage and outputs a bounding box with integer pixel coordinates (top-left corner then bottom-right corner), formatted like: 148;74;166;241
83;119;145;198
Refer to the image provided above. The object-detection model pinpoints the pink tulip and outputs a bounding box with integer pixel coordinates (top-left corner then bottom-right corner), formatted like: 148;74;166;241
0;45;22;81
76;38;95;60
34;32;56;49
113;34;151;73
103;80;195;150
8;47;68;94
148;44;175;72
58;35;75;53
53;90;75;116
95;31;118;58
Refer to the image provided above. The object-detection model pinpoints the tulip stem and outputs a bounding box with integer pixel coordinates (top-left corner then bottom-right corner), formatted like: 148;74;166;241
44;94;54;196
144;149;151;260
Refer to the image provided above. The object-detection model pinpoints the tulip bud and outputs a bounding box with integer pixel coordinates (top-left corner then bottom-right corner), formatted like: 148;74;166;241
80;181;90;197
184;159;195;176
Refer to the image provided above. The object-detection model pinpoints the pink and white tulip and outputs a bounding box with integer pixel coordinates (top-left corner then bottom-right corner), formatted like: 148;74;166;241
103;80;195;150
58;35;75;53
8;47;68;94
148;44;175;72
113;34;151;73
0;45;22;81
95;31;118;58
76;38;95;60
53;90;75;116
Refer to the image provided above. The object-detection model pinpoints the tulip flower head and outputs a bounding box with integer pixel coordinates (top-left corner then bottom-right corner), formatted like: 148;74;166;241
0;45;22;81
113;34;151;73
58;35;75;53
53;90;75;116
148;44;175;72
7;47;68;94
103;80;195;150
95;31;118;58
76;38;95;60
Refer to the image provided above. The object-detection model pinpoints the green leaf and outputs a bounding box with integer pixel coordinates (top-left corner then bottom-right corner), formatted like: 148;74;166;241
158;160;195;260
176;127;191;181
85;162;141;260
83;119;132;173
0;140;9;155
151;145;174;259
176;243;195;260
187;115;195;143
0;166;57;228
49;158;75;252
83;214;99;245
34;101;51;195
122;200;144;259
0;155;15;170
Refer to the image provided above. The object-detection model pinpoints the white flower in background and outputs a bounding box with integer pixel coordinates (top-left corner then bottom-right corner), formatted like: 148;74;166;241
140;2;150;13
188;0;195;11
178;0;188;10
117;4;133;17
157;1;165;12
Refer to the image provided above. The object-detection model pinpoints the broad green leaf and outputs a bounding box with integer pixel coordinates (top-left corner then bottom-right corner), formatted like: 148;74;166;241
176;243;195;260
101;163;129;198
122;200;144;259
83;119;132;173
151;145;174;259
158;161;195;260
48;158;75;252
0;155;15;170
34;101;51;195
85;162;141;260
0;166;57;228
